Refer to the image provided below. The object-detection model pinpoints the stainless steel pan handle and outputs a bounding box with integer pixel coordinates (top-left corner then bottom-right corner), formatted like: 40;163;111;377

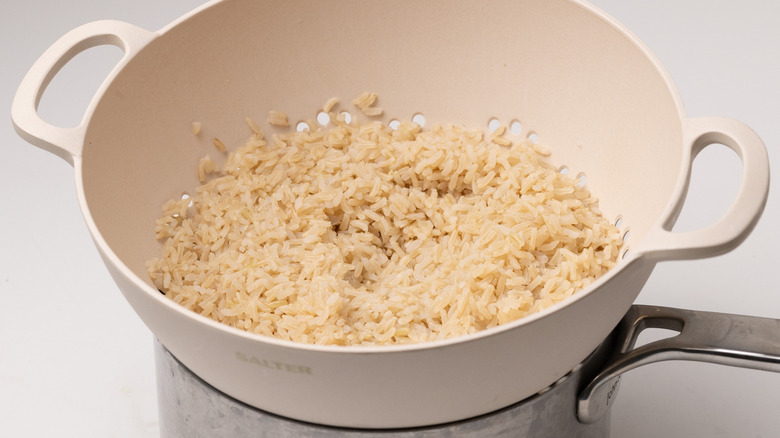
577;305;780;423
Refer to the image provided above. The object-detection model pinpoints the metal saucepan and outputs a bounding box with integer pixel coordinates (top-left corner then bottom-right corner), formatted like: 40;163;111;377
11;0;770;428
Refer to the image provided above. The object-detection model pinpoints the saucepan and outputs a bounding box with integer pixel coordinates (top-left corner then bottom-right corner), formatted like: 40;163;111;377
11;0;770;428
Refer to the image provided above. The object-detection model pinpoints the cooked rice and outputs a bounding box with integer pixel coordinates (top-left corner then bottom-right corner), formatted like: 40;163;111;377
352;91;383;116
147;100;622;346
323;96;340;113
212;137;227;152
197;155;217;183
268;110;290;127
245;117;262;136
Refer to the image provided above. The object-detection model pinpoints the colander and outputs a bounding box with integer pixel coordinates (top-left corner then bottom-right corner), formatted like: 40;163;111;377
11;0;769;428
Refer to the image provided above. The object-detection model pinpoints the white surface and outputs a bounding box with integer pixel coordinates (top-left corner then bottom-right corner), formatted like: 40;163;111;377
1;1;777;437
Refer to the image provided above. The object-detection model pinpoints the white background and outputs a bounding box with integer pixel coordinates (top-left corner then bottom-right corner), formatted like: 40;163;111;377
1;1;778;437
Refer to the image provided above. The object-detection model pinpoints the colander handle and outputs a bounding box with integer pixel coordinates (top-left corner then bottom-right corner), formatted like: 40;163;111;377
11;20;156;166
638;117;770;261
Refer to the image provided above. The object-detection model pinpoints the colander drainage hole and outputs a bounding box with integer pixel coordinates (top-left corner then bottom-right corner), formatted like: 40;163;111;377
316;111;330;126
487;117;501;133
339;111;352;124
510;120;523;135
527;132;539;144
559;166;569;175
620;229;631;261
388;119;401;130
576;172;587;187
412;113;426;127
